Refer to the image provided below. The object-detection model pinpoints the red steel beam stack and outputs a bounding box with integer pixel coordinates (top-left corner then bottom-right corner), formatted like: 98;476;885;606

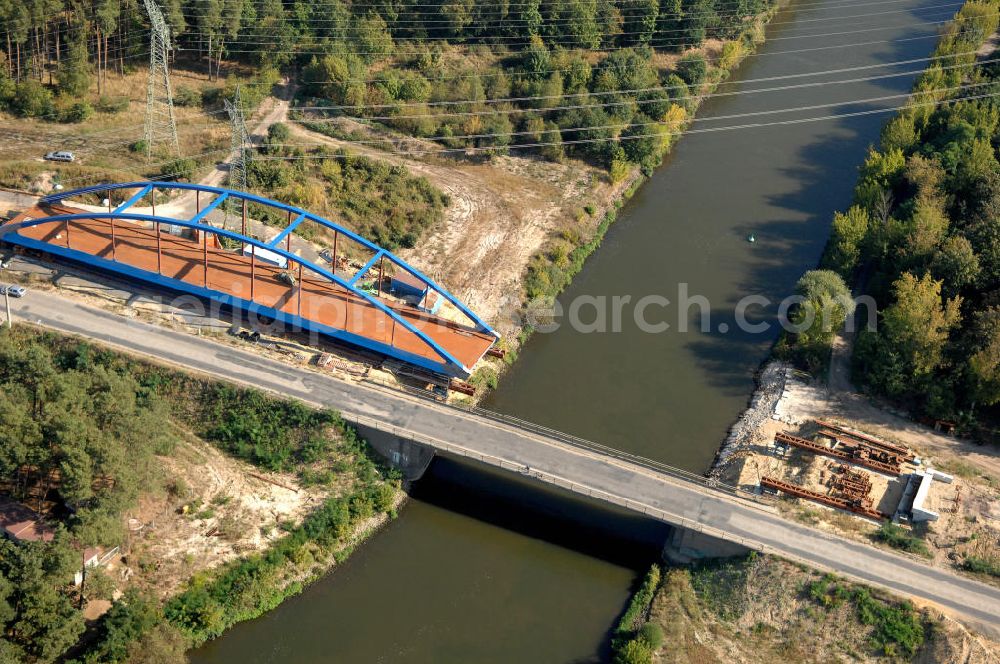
774;431;901;476
818;429;908;466
814;419;916;462
761;476;888;521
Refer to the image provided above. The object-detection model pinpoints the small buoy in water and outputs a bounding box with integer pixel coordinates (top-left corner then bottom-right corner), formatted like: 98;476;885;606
747;234;756;243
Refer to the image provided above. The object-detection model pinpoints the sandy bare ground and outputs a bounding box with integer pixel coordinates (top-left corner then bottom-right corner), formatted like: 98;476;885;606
126;429;327;599
288;120;624;330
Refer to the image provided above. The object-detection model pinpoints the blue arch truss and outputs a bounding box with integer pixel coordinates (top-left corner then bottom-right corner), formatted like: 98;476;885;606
0;182;499;377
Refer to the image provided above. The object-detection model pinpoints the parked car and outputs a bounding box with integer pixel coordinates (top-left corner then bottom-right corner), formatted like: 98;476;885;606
276;271;297;287
2;285;26;298
43;151;75;162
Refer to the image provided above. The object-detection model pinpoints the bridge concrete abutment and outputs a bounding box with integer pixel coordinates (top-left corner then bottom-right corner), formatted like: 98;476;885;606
663;527;750;565
357;426;436;481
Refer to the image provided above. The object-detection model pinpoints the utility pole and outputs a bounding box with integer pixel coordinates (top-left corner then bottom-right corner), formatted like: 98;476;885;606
143;0;179;159
225;85;253;192
3;289;10;330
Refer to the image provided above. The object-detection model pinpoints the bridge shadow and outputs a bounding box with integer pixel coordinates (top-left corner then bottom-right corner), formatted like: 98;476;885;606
411;456;674;663
413;456;672;568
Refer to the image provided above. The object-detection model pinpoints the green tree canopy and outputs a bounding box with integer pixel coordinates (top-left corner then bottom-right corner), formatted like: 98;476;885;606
881;272;962;377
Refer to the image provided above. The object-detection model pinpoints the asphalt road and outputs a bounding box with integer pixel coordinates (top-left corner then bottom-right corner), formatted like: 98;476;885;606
8;289;1000;634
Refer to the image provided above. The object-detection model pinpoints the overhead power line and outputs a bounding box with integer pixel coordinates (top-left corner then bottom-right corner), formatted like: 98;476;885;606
299;57;1000;121
294;46;994;112
246;86;1000;159
299;25;955;86
176;2;965;52
63;75;1000;189
171;0;928;31
54;82;996;188
274;81;998;150
5;43;989;160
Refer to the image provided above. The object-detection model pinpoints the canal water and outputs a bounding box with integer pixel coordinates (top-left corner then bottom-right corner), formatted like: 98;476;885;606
191;0;954;661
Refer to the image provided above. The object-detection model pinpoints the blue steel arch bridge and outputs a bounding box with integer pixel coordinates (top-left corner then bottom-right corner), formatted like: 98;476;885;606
0;182;499;378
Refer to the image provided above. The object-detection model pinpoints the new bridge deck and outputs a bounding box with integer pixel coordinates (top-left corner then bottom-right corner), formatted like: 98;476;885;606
6;204;495;370
8;290;1000;635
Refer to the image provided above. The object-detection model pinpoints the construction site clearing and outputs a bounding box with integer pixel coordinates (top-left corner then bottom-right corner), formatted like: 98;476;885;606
720;412;1000;580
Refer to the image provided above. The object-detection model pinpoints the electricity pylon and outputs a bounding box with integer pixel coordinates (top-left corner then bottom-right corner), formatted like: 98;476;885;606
143;0;179;158
224;86;253;192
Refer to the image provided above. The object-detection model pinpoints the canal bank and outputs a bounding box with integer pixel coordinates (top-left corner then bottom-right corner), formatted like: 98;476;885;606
190;0;958;660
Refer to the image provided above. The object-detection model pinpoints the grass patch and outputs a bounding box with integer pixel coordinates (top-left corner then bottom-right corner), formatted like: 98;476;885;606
853;588;925;658
806;573;852;610
688;554;753;621
806;575;926;658
963;555;1000;578
0;160;146;193
936;459;998;488
873;522;930;557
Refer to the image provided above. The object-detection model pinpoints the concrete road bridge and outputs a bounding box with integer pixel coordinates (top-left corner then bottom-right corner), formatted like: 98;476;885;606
4;289;1000;635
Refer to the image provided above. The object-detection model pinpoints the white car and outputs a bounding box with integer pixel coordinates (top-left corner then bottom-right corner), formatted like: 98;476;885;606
44;151;75;163
2;286;26;298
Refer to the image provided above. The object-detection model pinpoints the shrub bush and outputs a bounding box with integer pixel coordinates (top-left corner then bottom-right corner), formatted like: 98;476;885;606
58;100;93;123
614;564;661;651
963;555;1000;577
96;95;130;114
638;622;664;650
174;85;203;107
873;522;930;556
853;588;925;657
676;53;708;87
13;80;53;118
615;638;653;664
160;157;197;182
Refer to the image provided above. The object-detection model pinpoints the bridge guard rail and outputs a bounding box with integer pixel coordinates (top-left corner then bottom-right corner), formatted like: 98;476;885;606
357;377;774;508
341;409;775;549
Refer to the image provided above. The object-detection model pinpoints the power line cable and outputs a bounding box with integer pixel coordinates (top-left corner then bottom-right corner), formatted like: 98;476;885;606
54;82;994;186
295;46;996;111
273;80;998;149
176;2;965;51
300;57;1000;121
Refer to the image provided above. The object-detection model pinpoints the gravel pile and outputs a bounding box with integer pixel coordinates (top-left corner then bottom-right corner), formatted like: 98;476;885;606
712;360;789;474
